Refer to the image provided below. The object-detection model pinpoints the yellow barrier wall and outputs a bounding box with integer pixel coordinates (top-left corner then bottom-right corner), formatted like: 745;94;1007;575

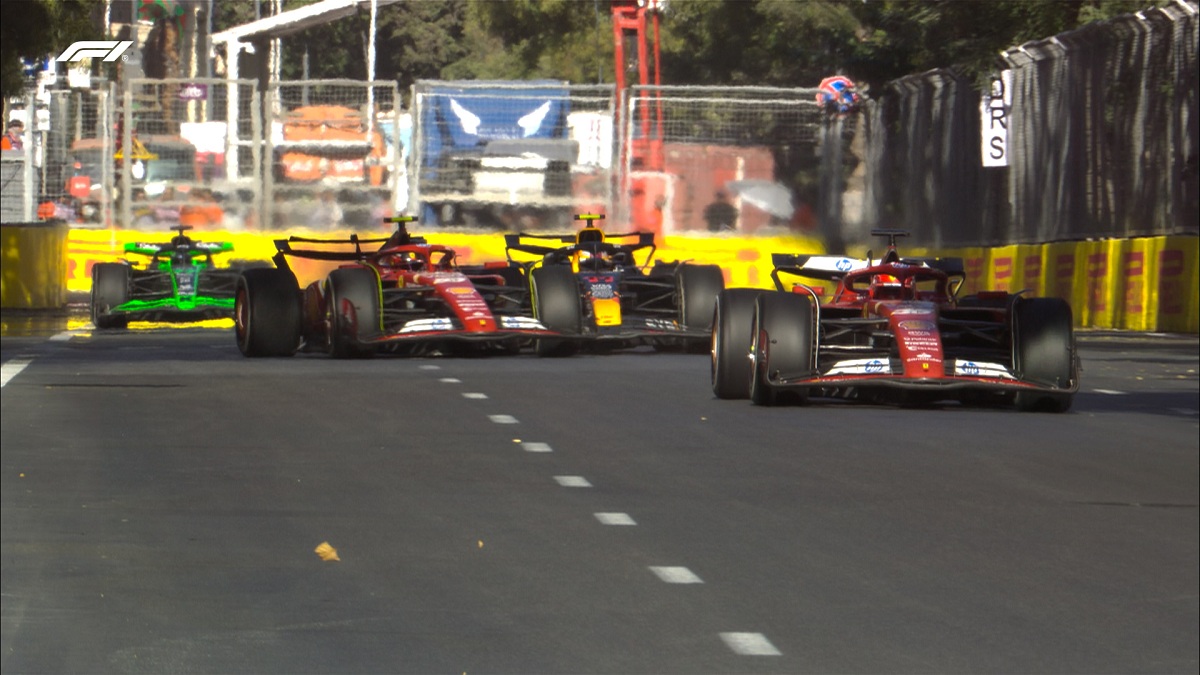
2;220;70;309
927;236;1199;332
65;229;826;293
63;229;1198;332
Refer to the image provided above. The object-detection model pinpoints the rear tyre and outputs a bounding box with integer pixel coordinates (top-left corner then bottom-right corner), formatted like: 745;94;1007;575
1013;297;1075;412
531;265;582;357
677;264;725;353
711;289;763;399
235;268;301;357
326;267;381;359
750;292;814;406
91;263;130;329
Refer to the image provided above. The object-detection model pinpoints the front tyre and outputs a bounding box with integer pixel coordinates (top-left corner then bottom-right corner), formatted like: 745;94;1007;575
677;264;725;354
531;265;582;357
326;267;381;358
750;292;814;406
91;263;130;329
711;289;763;399
235;268;301;357
1013;297;1075;412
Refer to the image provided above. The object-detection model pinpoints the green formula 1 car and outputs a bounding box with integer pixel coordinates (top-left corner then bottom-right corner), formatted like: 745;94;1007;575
91;225;252;328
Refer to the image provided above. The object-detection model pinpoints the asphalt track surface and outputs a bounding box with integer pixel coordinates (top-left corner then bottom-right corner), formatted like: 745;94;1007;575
2;313;1197;674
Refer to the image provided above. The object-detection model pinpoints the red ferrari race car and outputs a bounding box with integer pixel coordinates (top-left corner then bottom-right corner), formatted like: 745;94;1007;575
502;215;725;355
233;217;553;357
712;229;1080;411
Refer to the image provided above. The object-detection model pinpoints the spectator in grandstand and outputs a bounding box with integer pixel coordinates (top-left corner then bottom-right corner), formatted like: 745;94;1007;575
1;119;24;150
37;196;80;222
702;191;739;232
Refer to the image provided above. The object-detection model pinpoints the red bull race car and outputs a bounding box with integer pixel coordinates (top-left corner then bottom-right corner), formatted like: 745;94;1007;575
234;217;553;357
502;215;725;355
712;229;1079;411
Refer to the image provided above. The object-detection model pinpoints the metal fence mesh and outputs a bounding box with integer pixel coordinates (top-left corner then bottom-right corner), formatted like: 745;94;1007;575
120;77;260;232
15;1;1190;250
265;79;401;231
622;85;827;235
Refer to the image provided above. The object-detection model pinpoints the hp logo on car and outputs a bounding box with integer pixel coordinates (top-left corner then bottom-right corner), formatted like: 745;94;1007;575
836;258;853;272
866;359;884;373
962;361;980;376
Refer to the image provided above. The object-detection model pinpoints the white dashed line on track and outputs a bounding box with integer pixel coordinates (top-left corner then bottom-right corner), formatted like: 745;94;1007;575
49;330;82;342
594;512;636;526
439;377;461;383
719;632;782;656
488;414;519;424
419;364;441;370
1093;389;1127;395
462;392;488;399
553;475;592;488
1;358;34;388
521;442;553;453
649;566;703;583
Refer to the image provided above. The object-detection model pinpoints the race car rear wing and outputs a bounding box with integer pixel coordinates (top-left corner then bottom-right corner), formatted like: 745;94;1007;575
504;231;656;265
125;241;233;256
771;253;965;291
771;254;870;285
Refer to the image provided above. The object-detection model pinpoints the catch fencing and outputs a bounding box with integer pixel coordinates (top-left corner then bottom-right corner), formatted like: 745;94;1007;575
2;87;114;225
863;0;1199;247
263;79;402;231
119;77;261;232
26;1;1193;250
620;85;830;237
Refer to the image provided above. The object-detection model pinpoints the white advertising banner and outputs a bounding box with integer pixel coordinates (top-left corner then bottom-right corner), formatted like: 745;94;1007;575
980;70;1012;168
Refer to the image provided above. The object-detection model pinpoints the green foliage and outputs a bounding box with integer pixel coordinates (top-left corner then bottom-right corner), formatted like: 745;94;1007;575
662;0;860;86
196;0;1181;96
845;0;1176;89
453;0;611;83
1;0;101;100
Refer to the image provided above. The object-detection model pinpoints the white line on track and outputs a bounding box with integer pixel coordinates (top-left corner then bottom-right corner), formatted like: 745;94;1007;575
1093;389;1127;395
49;330;81;342
488;414;519;424
439;377;462;383
1;358;33;388
462;392;488;399
719;632;782;656
594;512;636;526
649;566;703;583
521;442;553;453
1171;408;1198;416
553;475;592;488
419;364;441;370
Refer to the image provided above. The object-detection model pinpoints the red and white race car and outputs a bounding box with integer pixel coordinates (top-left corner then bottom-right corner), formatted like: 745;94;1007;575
712;229;1080;411
234;217;553;357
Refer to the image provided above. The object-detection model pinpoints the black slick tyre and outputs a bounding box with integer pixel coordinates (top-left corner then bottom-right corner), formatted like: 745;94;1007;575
326;267;381;358
531;265;582;357
235;268;301;357
677;264;725;330
677;264;725;353
711;289;763;399
750;292;814;406
1013;297;1075;412
91;263;130;329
